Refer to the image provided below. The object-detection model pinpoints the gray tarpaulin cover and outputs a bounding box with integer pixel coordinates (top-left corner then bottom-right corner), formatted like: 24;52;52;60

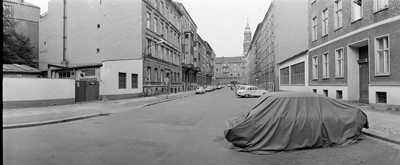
224;92;369;154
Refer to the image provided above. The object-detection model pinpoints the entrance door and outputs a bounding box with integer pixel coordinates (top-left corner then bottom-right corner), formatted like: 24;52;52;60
75;80;99;102
358;46;369;103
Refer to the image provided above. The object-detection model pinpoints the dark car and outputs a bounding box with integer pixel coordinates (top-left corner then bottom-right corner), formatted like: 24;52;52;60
224;92;369;154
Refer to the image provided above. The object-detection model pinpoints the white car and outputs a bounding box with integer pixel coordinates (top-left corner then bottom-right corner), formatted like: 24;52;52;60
195;87;205;94
205;86;213;92
236;85;268;97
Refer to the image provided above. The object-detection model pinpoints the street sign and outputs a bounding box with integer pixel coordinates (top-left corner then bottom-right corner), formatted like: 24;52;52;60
164;77;169;99
164;77;169;83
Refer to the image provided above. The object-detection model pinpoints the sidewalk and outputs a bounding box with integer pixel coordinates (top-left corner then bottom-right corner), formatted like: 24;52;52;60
3;92;400;145
3;91;195;129
343;102;400;145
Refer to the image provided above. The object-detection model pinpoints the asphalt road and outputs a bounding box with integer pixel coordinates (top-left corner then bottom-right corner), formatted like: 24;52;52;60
3;88;400;165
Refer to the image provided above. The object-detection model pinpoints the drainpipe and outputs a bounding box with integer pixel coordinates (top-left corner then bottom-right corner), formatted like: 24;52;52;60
62;0;68;66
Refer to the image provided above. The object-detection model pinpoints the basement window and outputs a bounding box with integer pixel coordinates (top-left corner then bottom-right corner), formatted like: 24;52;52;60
323;90;328;96
376;92;387;103
336;90;343;99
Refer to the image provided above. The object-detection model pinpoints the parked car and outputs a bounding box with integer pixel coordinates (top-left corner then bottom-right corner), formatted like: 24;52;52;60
225;92;369;154
205;86;213;92
195;87;205;94
236;85;268;97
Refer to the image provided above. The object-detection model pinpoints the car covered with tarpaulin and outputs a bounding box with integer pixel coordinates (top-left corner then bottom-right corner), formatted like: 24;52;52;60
224;92;369;154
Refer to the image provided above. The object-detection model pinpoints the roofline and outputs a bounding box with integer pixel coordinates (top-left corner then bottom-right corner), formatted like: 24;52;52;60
277;50;308;65
3;0;40;9
3;71;41;74
174;2;198;28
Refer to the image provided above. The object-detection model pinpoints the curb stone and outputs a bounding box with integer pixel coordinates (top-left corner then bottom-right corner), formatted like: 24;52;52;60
362;131;400;145
3;94;193;129
3;113;104;129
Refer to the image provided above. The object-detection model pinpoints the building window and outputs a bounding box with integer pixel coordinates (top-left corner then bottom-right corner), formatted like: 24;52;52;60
82;69;95;76
351;0;363;22
146;12;151;29
97;24;100;29
154;68;158;82
291;62;305;85
59;72;71;78
312;56;318;79
334;0;342;29
280;67;290;85
153;17;158;33
313;89;317;93
373;0;388;12
160;1;164;14
147;67;151;81
323;90;328;96
154;0;158;9
335;48;344;78
376;92;387;103
96;48;100;53
336;90;343;99
160;69;164;82
131;74;138;88
119;72;126;89
375;36;390;75
160;21;164;36
322;8;328;36
322;53;329;78
312;16;318;40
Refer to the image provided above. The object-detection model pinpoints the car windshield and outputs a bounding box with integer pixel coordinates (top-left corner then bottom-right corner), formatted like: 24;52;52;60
239;86;246;90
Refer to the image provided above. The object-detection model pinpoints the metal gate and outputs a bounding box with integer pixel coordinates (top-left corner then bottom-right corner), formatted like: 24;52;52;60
75;80;99;102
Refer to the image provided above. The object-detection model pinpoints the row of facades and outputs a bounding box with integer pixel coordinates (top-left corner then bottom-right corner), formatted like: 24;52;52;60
4;0;216;100
242;0;399;105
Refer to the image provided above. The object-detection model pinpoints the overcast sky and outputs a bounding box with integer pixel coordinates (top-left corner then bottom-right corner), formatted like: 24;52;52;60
26;0;272;57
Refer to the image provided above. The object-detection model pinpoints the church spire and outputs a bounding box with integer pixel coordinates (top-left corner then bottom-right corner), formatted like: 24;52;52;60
243;19;252;56
246;18;250;29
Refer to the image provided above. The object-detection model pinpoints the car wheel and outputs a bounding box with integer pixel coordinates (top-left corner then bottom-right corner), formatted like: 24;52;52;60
245;94;250;98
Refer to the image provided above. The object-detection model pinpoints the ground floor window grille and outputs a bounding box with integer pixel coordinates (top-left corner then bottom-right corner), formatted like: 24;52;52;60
291;62;305;84
119;72;126;89
280;67;289;85
131;74;138;88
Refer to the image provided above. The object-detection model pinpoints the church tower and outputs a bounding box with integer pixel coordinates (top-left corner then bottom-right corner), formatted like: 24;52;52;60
243;19;252;56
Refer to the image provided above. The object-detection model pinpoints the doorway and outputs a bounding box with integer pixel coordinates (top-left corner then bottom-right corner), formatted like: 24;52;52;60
358;46;369;103
75;80;99;102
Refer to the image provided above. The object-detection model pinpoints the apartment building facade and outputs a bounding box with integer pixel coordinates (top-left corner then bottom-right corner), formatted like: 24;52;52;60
246;0;309;91
308;0;400;104
176;2;198;91
39;0;211;100
3;0;40;68
214;57;246;85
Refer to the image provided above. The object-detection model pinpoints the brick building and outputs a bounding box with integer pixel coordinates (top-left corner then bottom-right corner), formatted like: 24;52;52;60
308;0;400;104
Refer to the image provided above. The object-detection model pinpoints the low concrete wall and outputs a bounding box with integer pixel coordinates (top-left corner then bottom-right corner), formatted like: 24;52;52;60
3;78;75;109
